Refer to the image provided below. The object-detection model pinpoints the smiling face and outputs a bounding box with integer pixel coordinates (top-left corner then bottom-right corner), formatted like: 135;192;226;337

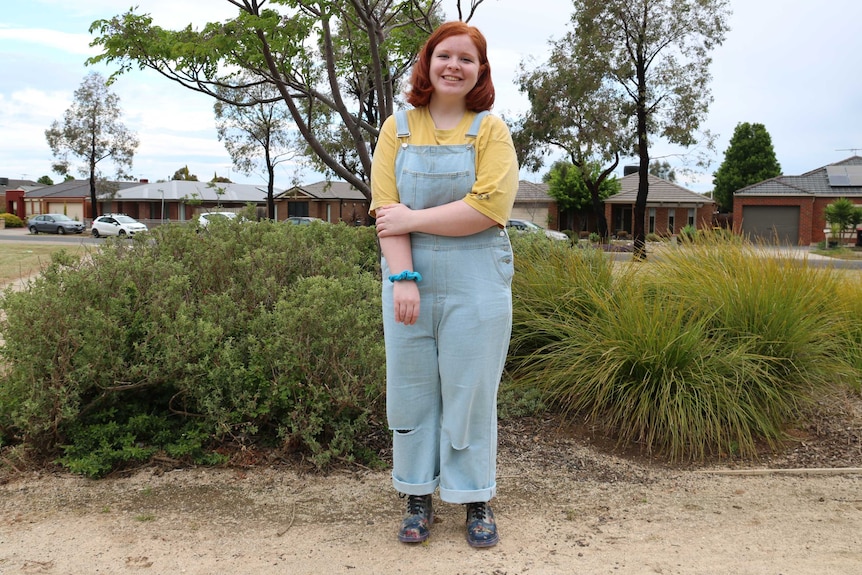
428;33;481;107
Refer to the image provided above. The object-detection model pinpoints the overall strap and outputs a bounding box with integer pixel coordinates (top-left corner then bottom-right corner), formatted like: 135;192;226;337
394;110;410;138
466;110;490;139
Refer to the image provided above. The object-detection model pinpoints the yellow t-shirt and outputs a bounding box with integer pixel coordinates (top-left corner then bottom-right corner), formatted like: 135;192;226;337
370;107;519;226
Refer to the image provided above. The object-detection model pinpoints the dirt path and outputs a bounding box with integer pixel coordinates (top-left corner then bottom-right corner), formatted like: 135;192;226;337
2;432;861;575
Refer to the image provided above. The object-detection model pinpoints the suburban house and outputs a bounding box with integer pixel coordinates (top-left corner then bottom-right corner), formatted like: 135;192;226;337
732;155;862;245
6;178;372;227
603;173;715;237
109;180;276;223
510;180;560;230
276;181;371;226
1;178;40;217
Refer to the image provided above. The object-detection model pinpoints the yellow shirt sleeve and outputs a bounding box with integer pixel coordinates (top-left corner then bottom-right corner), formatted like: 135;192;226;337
467;114;520;226
369;109;519;226
369;114;401;218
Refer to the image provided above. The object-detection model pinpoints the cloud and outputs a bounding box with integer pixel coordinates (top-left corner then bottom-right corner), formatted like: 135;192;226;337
0;27;97;56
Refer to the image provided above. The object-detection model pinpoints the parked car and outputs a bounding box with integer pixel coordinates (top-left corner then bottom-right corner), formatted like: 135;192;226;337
286;216;324;225
91;214;148;238
197;211;238;229
28;214;85;235
506;218;569;241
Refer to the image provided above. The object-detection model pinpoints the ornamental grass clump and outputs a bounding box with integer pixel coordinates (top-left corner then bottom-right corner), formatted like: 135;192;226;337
509;232;861;461
833;272;862;385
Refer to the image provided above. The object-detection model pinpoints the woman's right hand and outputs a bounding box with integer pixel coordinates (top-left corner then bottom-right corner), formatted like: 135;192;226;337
393;281;420;325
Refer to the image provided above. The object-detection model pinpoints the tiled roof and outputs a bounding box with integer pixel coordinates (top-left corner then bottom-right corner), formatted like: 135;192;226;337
25;179;141;198
23;179;283;202
0;178;39;194
604;173;713;206
735;155;862;197
116;181;276;202
515;180;554;202
278;181;368;201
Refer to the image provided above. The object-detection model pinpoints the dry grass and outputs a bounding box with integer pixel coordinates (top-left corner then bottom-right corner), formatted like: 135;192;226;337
0;243;89;287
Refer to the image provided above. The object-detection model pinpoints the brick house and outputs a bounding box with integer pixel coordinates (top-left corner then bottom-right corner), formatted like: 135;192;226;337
603;173;715;237
733;155;862;245
2;178;40;220
275;181;370;225
509;180;561;230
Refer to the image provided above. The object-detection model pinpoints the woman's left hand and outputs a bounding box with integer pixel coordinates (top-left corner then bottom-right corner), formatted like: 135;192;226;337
375;203;413;237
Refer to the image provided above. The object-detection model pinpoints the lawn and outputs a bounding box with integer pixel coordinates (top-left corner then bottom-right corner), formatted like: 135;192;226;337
0;243;89;286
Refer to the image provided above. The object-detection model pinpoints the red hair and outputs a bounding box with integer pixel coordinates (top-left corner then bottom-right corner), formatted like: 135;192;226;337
406;21;495;111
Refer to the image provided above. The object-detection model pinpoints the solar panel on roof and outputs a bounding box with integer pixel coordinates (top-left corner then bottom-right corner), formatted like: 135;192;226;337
848;166;862;186
825;165;862;186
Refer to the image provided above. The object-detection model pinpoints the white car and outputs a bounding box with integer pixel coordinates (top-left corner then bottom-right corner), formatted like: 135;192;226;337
197;211;238;229
506;219;569;241
91;214;148;238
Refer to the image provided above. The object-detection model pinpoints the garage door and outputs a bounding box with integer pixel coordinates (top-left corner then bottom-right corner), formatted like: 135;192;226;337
740;206;799;245
47;202;85;223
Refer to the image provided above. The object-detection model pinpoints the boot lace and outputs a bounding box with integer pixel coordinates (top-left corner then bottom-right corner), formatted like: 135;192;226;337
467;501;489;523
404;494;429;516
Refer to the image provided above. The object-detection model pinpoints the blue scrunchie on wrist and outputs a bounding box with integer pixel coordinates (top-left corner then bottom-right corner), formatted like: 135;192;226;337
388;270;422;283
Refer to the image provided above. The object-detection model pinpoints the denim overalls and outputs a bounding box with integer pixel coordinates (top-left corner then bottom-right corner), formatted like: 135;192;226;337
382;110;515;504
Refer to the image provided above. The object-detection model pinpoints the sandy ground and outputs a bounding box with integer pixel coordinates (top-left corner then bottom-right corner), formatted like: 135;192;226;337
1;427;861;575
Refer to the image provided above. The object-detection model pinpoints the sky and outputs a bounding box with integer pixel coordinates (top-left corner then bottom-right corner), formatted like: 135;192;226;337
1;0;861;193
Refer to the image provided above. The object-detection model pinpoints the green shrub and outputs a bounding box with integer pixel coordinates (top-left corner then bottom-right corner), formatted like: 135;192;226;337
508;232;861;461
679;224;698;242
0;221;385;474
1;213;24;228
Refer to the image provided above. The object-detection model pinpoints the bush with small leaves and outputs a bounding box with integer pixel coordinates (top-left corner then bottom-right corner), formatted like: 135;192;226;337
0;221;385;473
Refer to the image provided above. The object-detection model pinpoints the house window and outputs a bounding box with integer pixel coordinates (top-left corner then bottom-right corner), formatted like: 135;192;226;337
667;209;676;234
614;206;632;234
688;208;696;227
288;201;309;217
648;208;656;234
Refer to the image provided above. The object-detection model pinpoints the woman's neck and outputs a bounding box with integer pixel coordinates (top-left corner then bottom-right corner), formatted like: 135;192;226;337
427;99;468;130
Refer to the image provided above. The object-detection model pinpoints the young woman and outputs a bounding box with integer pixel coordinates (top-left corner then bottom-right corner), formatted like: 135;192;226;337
370;21;519;548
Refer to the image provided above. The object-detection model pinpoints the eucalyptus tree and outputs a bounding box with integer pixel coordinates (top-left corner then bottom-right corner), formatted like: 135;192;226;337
514;40;628;239
87;1;489;200
214;77;301;218
649;160;677;183
520;0;730;257
44;72;139;216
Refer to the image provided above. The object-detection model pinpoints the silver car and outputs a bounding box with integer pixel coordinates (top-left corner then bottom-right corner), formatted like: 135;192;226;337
28;214;85;235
